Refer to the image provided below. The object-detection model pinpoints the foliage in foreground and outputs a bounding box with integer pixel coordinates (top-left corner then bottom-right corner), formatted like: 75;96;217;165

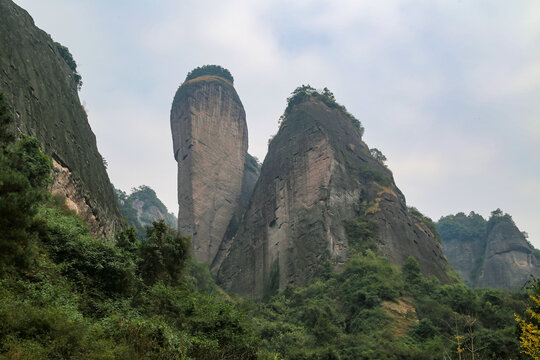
0;91;535;359
251;215;529;360
516;279;540;359
0;93;266;359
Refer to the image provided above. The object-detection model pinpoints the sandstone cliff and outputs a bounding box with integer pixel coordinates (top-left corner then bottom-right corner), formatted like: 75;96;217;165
439;211;539;289
114;185;177;238
211;153;261;273
0;0;123;238
170;69;252;264
217;93;451;298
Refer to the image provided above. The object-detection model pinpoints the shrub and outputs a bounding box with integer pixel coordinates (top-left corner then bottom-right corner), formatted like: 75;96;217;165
139;220;190;286
280;85;364;136
185;65;234;84
55;42;82;90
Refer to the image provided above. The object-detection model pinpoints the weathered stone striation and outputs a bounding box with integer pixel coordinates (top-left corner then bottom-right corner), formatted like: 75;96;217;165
217;98;451;298
442;218;540;290
210;153;261;274
0;0;123;238
171;74;250;264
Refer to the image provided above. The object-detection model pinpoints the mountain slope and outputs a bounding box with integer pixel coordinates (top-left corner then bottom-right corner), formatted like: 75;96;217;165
217;87;451;298
439;210;540;289
114;185;177;238
0;0;122;238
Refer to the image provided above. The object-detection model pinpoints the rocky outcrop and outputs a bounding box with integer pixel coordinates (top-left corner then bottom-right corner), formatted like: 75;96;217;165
478;220;539;289
440;212;540;289
0;0;123;238
114;185;177;238
217;97;451;298
441;236;485;287
170;72;250;264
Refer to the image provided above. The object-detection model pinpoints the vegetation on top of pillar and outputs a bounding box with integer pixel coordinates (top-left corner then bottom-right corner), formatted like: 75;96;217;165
280;85;365;137
185;65;234;84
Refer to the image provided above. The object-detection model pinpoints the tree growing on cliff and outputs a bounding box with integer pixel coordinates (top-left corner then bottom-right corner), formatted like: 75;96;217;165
369;148;387;164
55;42;82;90
280;85;365;136
185;65;234;83
487;208;515;232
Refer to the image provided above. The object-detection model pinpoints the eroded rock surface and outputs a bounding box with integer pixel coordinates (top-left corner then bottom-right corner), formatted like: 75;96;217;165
479;221;539;288
217;99;451;298
441;215;540;290
0;0;123;238
171;74;249;263
211;153;261;274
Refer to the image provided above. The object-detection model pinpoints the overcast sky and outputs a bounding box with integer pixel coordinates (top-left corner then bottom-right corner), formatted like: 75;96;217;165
15;0;540;246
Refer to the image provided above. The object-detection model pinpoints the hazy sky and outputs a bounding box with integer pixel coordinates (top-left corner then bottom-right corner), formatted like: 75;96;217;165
15;0;540;246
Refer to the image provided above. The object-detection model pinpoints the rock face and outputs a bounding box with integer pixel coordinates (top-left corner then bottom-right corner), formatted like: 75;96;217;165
478;220;539;289
211;153;261;273
114;185;177;238
170;73;250;264
217;98;451;298
440;212;540;289
0;0;123;238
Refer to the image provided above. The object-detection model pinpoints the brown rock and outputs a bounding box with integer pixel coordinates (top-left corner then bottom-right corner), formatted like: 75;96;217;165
0;0;123;238
217;98;451;298
170;74;249;263
442;216;540;289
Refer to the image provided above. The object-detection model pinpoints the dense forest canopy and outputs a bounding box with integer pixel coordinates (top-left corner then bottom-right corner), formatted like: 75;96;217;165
437;211;487;243
438;209;522;243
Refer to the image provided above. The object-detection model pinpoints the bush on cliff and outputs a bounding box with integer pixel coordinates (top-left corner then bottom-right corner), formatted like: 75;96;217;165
280;85;365;136
185;65;234;84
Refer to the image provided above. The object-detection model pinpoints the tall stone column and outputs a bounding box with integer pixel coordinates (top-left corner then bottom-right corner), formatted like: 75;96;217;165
170;69;248;264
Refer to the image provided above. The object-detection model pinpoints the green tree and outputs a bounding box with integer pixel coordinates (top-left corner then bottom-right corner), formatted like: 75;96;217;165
516;278;540;359
437;211;487;243
115;226;139;255
402;256;421;285
185;65;234;83
0;96;51;271
139;220;190;285
55;42;82;90
0;93;14;146
369;148;387;164
280;85;365;136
